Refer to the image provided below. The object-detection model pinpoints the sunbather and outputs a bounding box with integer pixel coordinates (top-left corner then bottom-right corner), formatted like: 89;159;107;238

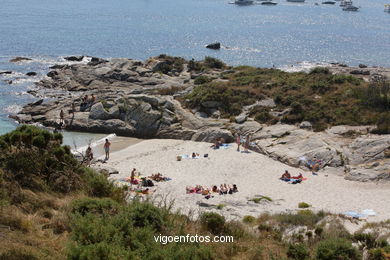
280;170;291;181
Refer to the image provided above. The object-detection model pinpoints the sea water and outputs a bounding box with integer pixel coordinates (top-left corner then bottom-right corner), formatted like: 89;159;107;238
0;0;389;138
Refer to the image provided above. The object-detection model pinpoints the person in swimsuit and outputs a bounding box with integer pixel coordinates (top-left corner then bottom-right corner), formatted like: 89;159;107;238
104;139;111;161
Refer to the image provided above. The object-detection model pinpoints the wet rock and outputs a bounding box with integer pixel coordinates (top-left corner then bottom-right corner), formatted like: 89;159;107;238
358;64;368;68
26;72;37;76
88;57;108;66
206;42;221;50
9;57;32;62
64;56;84;62
0;71;12;75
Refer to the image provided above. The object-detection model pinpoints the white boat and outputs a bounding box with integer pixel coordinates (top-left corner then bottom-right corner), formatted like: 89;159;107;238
340;0;352;6
342;5;359;11
261;1;278;5
234;0;254;5
287;0;305;3
385;4;390;12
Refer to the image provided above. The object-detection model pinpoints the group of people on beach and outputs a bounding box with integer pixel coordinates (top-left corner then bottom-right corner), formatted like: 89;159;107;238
80;94;96;110
280;170;304;183
186;184;238;199
83;139;111;165
57;94;96;129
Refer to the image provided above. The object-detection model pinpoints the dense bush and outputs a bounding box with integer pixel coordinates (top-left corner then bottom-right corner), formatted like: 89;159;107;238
274;210;325;228
316;238;360;260
129;201;164;231
81;167;124;201
298;202;311;209
194;75;212;85
203;56;225;69
200;212;226;235
309;67;330;74
287;243;310;260
0;125;83;193
372;112;390;134
153;54;186;74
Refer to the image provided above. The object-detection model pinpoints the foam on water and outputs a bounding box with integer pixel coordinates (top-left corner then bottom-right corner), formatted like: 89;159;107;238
70;133;117;155
3;104;23;114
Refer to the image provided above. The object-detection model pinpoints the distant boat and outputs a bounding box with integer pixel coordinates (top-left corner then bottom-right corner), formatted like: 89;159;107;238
340;0;352;6
234;0;254;5
261;1;278;5
342;5;359;11
322;1;336;4
287;0;305;3
385;4;390;12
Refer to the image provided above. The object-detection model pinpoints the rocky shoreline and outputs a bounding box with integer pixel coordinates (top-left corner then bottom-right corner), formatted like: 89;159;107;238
11;56;390;182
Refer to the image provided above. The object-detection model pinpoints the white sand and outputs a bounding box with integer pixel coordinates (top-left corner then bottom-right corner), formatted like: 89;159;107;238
102;139;390;222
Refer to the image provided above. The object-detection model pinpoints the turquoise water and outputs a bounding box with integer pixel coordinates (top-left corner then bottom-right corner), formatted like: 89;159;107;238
0;0;389;137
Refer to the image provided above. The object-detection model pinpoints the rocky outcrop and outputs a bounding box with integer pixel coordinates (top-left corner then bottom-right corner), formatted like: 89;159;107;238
249;124;390;182
14;56;390;182
206;42;221;50
9;57;32;62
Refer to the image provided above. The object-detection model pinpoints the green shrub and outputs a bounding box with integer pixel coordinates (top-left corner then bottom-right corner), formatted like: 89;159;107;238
70;198;119;216
309;67;330;74
203;56;225;69
31;135;46;148
129;202;163;231
194;76;212;85
368;248;386;260
200;212;225;235
331;75;361;85
0;249;38;260
243;215;256;224
316;238;360;260
274;210;324;228
310;82;330;94
81;168;124;201
287;243;309;260
353;232;376;249
372;113;390;134
298;202;311;209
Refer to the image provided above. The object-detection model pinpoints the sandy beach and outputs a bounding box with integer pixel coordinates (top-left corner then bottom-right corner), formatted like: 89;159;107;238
101;139;390;222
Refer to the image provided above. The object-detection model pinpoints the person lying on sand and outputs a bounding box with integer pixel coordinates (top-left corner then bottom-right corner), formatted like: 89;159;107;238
211;138;221;149
212;185;219;193
191;152;199;158
280;170;291;181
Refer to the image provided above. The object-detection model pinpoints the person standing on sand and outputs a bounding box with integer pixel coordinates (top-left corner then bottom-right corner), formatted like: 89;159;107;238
235;133;241;152
130;168;136;184
104;139;111;161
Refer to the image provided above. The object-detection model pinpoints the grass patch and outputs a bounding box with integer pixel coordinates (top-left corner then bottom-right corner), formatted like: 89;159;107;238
298;202;311;209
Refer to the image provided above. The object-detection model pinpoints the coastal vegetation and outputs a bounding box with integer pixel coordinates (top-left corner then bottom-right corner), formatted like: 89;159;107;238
1;126;390;259
186;64;390;132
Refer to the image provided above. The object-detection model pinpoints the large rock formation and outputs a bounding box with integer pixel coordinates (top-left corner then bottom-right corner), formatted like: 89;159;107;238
13;56;390;182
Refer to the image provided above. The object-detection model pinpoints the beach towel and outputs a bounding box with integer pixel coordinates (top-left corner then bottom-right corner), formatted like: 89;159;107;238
344;211;365;219
362;209;376;216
